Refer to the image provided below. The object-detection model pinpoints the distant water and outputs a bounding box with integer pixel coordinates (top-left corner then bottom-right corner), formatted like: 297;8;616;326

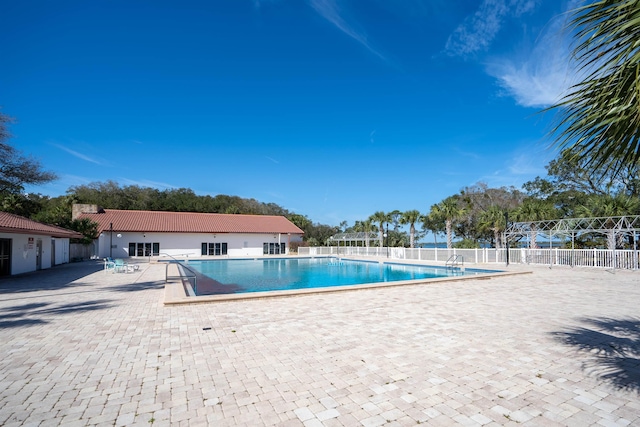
419;241;558;249
419;243;448;249
418;243;496;249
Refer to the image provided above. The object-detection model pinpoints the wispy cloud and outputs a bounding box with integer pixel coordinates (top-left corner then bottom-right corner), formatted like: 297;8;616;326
251;0;278;9
25;173;95;197
485;2;581;108
479;143;554;187
506;151;550;176
265;190;285;200
265;156;279;164
57;173;95;189
61;173;95;184
120;178;178;189
445;0;538;57
51;143;102;165
451;146;483;161
308;0;387;61
369;129;376;143
487;53;575;108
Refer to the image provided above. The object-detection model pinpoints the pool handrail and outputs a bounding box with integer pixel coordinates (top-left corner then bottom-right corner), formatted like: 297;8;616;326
161;253;198;294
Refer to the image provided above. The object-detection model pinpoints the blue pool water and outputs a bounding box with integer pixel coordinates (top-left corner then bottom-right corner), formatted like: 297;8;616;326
185;257;499;296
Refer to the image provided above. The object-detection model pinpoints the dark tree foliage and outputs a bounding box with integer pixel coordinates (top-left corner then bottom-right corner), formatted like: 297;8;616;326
424;183;524;247
0;192;46;217
304;223;340;247
456;182;525;244
523;148;639;217
67;181;293;216
0;112;57;196
287;214;312;231
61;181;346;245
69;218;100;245
544;149;638;197
31;195;76;227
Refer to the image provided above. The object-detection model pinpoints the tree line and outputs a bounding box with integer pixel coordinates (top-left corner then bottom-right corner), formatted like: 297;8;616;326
338;151;638;251
2;147;637;249
1;124;638;250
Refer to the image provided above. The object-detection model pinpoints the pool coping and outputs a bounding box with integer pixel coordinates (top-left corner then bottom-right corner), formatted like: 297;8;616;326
163;257;532;305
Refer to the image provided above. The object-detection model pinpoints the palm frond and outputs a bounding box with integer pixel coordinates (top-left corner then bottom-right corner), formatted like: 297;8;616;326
547;0;640;174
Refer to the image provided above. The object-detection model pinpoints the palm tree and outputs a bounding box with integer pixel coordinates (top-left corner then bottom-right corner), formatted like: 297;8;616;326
388;210;402;232
351;219;374;248
361;218;375;248
513;199;557;249
422;213;442;247
400;210;422;248
547;1;640;175
369;211;388;248
478;205;507;249
428;197;465;250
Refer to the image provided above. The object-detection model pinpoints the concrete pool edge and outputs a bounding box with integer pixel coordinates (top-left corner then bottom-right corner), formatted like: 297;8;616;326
163;262;532;305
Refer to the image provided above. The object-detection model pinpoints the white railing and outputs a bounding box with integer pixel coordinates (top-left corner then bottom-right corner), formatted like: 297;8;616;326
297;247;640;270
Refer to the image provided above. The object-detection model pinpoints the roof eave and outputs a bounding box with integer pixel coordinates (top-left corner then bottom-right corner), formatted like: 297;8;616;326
0;226;82;238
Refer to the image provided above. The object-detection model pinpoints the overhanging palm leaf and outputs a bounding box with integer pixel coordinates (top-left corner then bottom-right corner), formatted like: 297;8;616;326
547;0;640;174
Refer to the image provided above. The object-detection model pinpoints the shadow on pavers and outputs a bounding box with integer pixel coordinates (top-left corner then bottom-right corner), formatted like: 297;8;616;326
0;260;104;294
552;317;640;393
0;298;114;329
107;281;164;293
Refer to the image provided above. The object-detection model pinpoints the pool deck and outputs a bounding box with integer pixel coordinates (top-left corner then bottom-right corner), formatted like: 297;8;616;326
0;259;638;426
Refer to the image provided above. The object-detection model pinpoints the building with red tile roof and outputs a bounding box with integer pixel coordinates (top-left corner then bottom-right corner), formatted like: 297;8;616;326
0;211;83;276
73;205;304;258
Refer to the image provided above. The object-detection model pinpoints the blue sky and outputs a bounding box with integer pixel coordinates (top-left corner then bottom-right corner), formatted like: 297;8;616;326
1;0;582;226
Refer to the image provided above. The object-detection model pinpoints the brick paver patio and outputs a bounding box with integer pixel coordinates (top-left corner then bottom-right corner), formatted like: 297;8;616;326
0;260;638;426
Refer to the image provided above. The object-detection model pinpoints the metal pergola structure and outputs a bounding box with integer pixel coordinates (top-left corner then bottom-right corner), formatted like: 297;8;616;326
327;232;380;247
505;215;640;249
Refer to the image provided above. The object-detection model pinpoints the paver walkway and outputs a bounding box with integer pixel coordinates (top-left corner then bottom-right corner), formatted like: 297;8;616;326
0;260;638;426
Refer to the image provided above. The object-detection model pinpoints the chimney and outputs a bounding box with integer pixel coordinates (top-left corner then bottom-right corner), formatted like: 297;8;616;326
72;204;102;220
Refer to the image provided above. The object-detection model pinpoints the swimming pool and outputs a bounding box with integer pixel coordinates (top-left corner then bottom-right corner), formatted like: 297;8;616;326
183;257;500;296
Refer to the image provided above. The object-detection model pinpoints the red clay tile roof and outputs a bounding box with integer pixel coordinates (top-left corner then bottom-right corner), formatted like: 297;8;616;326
0;211;83;238
76;209;305;235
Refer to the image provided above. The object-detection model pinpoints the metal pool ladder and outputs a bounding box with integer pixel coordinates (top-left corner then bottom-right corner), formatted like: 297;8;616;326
445;254;464;270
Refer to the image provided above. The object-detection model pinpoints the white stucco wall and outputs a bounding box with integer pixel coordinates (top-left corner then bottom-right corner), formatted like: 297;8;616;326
52;238;71;265
96;232;303;258
0;232;65;275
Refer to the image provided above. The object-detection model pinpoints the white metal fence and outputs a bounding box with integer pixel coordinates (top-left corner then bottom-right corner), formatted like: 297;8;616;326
297;246;640;270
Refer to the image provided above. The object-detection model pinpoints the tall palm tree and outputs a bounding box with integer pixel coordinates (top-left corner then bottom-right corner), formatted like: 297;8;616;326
369;211;388;248
361;218;375;248
422;213;442;247
547;0;640;175
352;219;375;247
513;199;557;249
428;197;465;250
388;210;402;232
400;210;422;248
478;205;507;249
